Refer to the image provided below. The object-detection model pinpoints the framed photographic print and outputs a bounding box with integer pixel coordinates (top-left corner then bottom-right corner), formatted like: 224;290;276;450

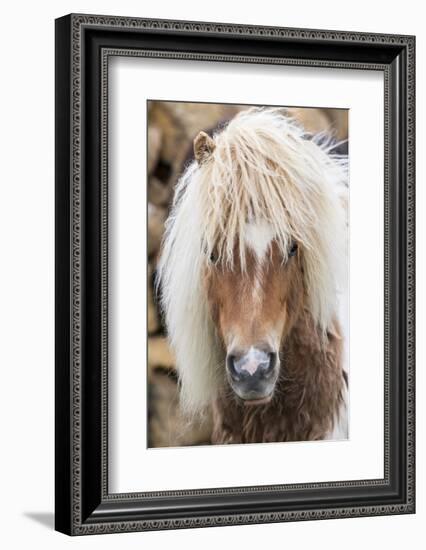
55;14;415;535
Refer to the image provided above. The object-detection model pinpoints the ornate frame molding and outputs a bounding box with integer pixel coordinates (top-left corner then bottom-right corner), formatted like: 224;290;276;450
55;14;415;535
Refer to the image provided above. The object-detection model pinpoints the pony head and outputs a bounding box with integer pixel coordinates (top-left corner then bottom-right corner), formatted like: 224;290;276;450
157;108;347;415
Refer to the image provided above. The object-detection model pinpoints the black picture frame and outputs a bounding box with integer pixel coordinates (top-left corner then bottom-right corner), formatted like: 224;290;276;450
55;13;415;536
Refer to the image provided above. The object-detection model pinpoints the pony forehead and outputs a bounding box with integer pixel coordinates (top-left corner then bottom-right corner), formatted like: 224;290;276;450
195;109;328;265
244;219;276;262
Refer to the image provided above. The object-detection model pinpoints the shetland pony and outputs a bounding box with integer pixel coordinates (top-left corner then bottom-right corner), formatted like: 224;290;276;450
158;108;348;444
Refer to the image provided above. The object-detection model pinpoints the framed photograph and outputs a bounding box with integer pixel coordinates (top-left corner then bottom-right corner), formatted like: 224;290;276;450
55;14;415;535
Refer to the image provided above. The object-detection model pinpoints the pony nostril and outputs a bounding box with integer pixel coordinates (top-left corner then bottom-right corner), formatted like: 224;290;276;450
268;352;277;371
258;360;270;371
257;352;276;377
227;354;242;380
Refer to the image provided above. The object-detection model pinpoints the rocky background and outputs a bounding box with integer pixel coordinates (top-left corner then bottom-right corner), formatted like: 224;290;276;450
147;101;348;448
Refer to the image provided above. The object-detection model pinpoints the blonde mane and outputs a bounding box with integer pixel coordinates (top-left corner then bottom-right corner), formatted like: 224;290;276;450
157;108;348;415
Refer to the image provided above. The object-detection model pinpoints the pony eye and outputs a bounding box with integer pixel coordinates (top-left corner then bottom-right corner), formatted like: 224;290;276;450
288;242;298;257
209;251;218;264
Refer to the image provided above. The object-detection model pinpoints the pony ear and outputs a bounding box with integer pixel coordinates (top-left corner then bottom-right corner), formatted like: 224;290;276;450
194;131;215;165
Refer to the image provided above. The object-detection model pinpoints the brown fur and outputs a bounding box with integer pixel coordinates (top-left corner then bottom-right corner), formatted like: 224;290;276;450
211;311;344;443
204;243;345;444
205;243;304;351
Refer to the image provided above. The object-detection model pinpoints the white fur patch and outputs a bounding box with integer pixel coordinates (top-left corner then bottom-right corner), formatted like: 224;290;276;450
251;270;263;305
238;347;268;375
244;220;275;262
245;221;274;306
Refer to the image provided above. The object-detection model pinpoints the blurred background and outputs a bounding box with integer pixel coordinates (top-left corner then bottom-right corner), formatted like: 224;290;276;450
147;101;348;448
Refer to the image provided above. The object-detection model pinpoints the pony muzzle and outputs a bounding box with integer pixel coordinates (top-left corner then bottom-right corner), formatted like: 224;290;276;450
226;347;278;404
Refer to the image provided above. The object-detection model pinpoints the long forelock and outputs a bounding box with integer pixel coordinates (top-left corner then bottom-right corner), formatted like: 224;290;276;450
157;107;348;414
